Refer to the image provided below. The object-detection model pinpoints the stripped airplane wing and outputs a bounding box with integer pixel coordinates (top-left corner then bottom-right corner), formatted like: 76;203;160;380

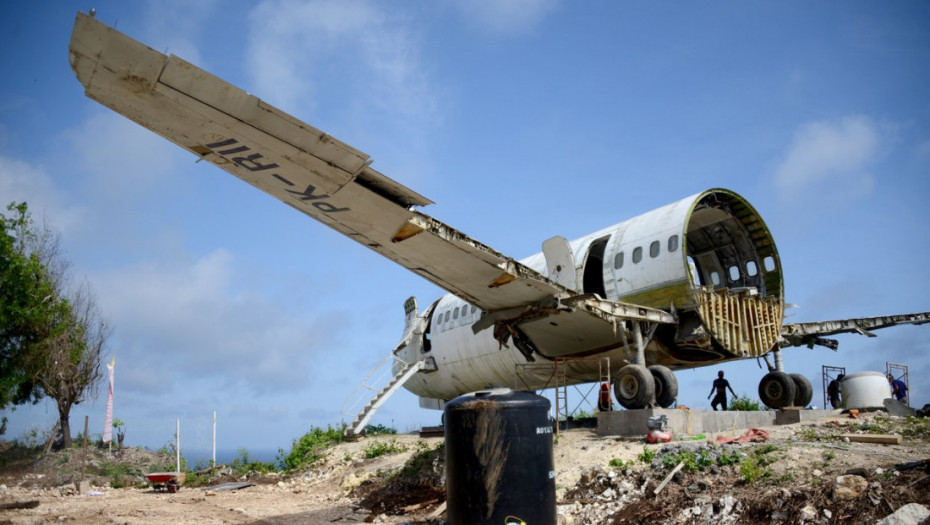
780;313;930;350
68;12;569;312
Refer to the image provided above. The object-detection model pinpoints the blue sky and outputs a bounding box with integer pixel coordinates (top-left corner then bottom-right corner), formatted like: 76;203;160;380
2;1;929;455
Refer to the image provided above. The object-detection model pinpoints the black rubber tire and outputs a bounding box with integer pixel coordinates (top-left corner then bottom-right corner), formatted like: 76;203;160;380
613;364;655;409
758;371;797;409
649;365;678;408
790;373;813;408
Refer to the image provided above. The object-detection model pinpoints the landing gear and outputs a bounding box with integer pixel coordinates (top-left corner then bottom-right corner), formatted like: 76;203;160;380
611;322;678;410
649;365;678;408
790;373;813;407
758;371;796;409
757;349;814;410
611;364;679;409
614;364;654;409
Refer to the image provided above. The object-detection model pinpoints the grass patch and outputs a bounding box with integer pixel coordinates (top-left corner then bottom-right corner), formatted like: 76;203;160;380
363;438;405;459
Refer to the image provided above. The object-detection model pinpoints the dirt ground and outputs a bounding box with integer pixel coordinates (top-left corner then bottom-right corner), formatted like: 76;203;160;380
1;411;929;524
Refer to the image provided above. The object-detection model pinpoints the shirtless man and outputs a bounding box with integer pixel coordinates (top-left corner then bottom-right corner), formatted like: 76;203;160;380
708;370;737;411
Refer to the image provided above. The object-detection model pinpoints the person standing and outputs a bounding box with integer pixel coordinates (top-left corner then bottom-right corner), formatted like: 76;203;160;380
708;370;737;411
827;374;845;409
887;373;909;403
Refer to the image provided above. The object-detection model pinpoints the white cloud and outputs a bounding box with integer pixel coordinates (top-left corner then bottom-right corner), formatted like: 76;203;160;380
141;0;219;64
243;0;436;134
773;116;879;195
453;0;559;36
0;155;86;236
94;249;337;396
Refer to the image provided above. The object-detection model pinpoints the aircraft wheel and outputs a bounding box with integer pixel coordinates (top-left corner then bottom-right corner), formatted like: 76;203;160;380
790;373;813;408
648;365;678;408
758;371;797;409
613;364;655;409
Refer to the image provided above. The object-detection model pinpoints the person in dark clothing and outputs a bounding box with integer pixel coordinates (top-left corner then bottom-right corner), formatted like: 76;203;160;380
827;373;845;409
708;370;736;411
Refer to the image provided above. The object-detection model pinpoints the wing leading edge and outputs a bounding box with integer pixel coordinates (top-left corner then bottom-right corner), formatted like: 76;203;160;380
68;12;569;312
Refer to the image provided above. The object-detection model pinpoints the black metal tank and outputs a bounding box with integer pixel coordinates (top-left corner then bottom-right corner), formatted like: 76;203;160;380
444;388;555;525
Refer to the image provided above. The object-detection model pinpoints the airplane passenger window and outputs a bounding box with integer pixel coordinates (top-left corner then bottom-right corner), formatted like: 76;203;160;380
453;308;459;320
650;241;660;258
461;305;468;318
444;311;451;323
471;305;477;315
746;261;758;277
728;266;740;281
763;256;776;272
668;235;679;253
632;247;643;264
614;252;624;269
710;271;721;286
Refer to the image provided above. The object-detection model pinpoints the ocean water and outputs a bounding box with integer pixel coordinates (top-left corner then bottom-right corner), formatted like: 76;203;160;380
182;447;281;467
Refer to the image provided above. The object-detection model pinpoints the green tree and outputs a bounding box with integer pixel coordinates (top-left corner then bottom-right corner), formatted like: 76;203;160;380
0;202;53;409
1;202;111;447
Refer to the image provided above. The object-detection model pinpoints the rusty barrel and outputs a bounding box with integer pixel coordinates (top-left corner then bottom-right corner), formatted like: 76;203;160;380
444;388;555;525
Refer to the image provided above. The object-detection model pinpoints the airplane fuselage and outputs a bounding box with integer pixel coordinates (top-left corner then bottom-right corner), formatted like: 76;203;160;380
395;189;785;406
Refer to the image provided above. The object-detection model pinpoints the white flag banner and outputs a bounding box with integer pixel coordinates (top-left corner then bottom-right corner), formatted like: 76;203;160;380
103;358;115;443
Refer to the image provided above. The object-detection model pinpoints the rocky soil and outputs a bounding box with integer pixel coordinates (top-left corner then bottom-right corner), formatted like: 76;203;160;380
1;411;929;524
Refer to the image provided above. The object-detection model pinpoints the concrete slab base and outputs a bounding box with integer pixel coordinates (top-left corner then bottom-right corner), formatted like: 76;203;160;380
597;408;842;437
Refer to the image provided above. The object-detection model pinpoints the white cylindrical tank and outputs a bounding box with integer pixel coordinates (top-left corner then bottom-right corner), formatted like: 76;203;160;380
841;371;890;410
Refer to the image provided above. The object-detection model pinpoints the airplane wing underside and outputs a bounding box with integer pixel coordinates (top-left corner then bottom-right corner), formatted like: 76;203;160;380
780;312;930;350
68;13;571;313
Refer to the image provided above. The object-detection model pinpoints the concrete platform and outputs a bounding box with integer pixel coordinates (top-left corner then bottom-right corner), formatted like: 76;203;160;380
597;407;841;437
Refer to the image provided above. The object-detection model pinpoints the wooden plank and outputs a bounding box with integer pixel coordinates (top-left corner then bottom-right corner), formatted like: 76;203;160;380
653;460;685;496
841;433;903;445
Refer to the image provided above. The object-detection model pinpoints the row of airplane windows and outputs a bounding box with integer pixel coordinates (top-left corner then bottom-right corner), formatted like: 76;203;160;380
435;302;479;332
434;234;777;331
613;234;679;269
613;234;777;284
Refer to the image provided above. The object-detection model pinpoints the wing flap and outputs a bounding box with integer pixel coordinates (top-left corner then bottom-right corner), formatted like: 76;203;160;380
69;12;567;312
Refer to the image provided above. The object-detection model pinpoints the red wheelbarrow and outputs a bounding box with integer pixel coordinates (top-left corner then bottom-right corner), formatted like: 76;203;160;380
145;472;185;493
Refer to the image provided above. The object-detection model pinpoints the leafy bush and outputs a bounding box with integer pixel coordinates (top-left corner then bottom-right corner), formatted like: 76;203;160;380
278;425;343;471
638;446;656;463
729;394;762;411
392;442;443;480
609;458;634;469
364;423;397;436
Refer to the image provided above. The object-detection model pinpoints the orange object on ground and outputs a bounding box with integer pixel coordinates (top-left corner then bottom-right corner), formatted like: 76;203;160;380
715;428;770;444
647;429;673;443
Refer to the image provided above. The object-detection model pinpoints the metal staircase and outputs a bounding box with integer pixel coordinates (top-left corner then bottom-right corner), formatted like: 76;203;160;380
342;356;428;437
